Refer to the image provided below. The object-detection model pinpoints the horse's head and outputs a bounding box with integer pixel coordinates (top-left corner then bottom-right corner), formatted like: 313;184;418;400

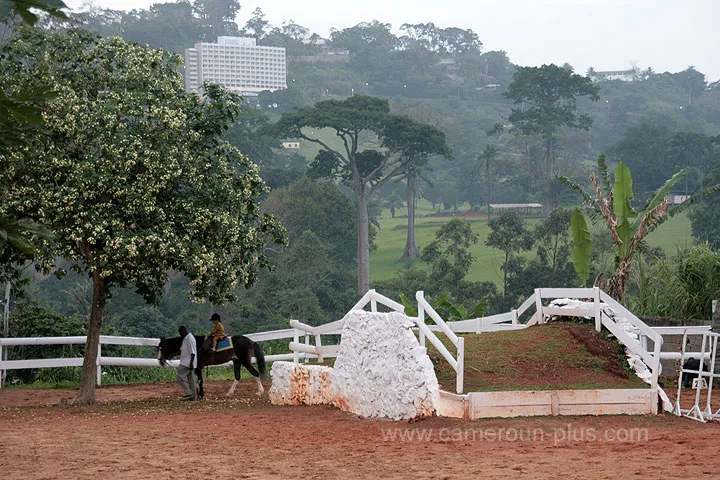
157;336;181;366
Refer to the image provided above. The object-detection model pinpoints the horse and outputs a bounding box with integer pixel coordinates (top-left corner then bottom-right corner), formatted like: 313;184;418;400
157;334;266;398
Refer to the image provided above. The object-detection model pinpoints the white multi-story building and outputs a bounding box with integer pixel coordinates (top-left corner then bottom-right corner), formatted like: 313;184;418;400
184;36;287;95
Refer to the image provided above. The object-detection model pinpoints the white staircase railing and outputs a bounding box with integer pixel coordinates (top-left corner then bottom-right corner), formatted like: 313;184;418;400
597;291;663;390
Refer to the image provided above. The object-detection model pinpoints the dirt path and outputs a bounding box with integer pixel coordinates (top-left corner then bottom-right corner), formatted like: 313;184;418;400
1;381;720;479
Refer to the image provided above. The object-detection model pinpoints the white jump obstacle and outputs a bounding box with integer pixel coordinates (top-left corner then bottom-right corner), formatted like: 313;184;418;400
270;310;440;421
673;330;720;423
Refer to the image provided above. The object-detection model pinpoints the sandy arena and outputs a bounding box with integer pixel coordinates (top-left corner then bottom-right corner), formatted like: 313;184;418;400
1;379;720;479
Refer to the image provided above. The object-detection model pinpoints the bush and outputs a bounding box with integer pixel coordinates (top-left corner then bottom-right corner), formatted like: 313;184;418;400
6;302;86;384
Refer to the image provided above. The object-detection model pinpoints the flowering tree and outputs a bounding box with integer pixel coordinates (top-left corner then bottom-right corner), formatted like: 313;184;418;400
0;28;285;404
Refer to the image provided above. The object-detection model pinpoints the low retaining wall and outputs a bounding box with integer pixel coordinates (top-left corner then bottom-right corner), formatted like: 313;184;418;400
437;388;657;419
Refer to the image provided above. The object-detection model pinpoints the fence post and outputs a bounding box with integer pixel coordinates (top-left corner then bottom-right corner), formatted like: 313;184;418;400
534;288;543;324
456;337;464;394
370;289;377;312
303;334;310;363
651;333;662;391
315;333;323;363
96;343;102;386
417;291;426;347
2;282;9;389
293;329;299;363
512;309;518;327
593;287;601;332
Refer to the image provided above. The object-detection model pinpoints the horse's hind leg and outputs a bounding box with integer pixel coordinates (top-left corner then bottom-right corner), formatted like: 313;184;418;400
241;351;264;396
226;360;242;397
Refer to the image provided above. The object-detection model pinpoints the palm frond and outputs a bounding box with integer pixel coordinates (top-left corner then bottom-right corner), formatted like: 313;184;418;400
555;174;597;210
630;201;669;251
638;168;689;225
597;154;611;194
669;183;720;217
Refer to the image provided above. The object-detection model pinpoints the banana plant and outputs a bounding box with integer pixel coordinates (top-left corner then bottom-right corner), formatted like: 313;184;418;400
399;293;489;321
570;209;592;285
558;154;719;301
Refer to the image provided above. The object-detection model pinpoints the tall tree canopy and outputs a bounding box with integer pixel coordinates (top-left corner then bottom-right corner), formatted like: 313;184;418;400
194;0;240;38
274;95;448;295
381;114;451;259
120;1;203;54
0;28;285;404
505;64;600;213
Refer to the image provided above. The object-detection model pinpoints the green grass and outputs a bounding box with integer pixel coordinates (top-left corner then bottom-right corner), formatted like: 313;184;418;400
370;205;695;287
643;212;694;253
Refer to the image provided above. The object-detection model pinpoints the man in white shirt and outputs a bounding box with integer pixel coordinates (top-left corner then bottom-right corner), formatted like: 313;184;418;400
177;326;197;400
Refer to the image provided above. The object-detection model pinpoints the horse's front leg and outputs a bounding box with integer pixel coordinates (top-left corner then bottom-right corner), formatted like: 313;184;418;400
196;367;204;399
226;359;241;397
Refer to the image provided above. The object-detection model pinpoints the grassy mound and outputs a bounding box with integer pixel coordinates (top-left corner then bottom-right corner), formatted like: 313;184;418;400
429;322;648;392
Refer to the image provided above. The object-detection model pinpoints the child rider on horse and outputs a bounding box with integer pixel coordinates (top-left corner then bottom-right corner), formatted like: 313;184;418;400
208;313;225;352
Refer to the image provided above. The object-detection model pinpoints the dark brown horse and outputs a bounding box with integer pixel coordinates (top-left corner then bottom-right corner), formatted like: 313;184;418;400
157;335;266;398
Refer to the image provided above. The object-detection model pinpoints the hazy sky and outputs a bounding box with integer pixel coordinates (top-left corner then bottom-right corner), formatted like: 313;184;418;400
66;0;720;81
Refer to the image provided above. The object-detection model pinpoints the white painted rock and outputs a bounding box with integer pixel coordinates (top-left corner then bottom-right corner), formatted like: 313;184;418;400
269;361;334;406
331;310;440;420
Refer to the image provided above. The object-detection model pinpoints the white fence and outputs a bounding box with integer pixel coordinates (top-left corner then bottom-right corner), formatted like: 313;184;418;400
1;287;708;402
0;329;319;388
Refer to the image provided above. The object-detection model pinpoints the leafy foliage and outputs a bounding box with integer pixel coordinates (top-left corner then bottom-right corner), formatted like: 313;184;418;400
422;218;478;288
559;155;705;300
0;0;67;25
631;244;720;320
504;64;600;138
485;212;534;297
6;301;85;384
0;28;285;403
570;209;592;284
113;306;173;338
505;64;600;211
689;160;720;248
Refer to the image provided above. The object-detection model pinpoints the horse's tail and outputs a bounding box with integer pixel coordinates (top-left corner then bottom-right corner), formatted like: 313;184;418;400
253;341;266;377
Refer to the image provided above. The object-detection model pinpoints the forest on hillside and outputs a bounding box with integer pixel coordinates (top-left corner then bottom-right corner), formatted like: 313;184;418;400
2;0;720;386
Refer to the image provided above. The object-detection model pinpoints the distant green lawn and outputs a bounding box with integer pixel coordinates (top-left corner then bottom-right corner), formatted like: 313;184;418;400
370;205;694;287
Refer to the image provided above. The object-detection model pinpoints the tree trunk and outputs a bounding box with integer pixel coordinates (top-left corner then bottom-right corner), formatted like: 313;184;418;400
550;234;559;282
503;252;510;298
486;158;492;208
356;188;371;297
545;137;554;216
401;175;420;260
74;268;106;405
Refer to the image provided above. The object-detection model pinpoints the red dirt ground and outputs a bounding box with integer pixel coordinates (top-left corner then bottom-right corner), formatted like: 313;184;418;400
2;380;720;479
